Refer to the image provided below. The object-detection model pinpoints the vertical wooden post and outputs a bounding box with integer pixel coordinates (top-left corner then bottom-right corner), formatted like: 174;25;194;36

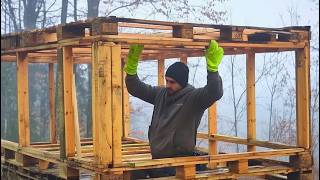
16;52;30;147
176;165;196;179
92;41;113;165
57;48;66;159
208;103;217;169
246;51;256;152
62;46;75;157
111;44;123;166
158;58;165;86
122;65;131;138
49;63;57;144
295;43;311;149
72;75;82;157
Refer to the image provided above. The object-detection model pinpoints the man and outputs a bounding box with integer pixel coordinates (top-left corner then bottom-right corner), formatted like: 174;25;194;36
124;40;224;178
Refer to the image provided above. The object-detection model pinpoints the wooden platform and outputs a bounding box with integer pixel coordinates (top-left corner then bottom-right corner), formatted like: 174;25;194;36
1;137;313;180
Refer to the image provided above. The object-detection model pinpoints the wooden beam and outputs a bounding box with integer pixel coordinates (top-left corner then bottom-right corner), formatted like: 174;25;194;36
59;163;79;179
72;74;82;157
176;164;196;179
111;44;123;167
57;48;66;159
208;103;217;169
158;58;165;86
295;43;311;149
92;41;113;165
246;51;256;152
49;63;57;144
228;159;248;174
62;46;75;157
16;52;30;147
122;65;131;138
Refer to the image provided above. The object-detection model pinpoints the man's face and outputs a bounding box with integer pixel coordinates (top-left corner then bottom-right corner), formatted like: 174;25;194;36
165;76;182;95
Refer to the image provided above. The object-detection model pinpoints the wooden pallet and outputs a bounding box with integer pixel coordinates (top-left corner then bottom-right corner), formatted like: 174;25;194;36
1;138;313;180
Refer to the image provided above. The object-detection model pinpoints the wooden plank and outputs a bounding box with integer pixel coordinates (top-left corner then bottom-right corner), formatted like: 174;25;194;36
228;159;248;174
122;66;131;138
176;164;196;179
220;27;245;41
56;25;85;40
57;48;66;159
92;19;118;36
49;63;57;144
173;25;193;38
92;41;113;165
295;43;311;149
209;134;297;149
246;51;256;152
111;44;123;167
38;159;50;170
16;52;30;147
158;58;165;86
208;103;217;168
72;74;82;157
62;46;75;157
59;163;79;179
15;152;38;167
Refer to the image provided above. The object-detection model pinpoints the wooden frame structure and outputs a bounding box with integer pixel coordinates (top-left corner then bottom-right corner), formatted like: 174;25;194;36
1;17;313;179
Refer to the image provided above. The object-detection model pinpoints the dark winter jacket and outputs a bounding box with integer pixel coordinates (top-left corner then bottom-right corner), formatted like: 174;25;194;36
125;71;223;159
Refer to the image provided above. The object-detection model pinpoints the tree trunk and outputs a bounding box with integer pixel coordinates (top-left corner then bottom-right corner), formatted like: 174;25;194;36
87;0;100;18
74;0;77;21
61;0;68;24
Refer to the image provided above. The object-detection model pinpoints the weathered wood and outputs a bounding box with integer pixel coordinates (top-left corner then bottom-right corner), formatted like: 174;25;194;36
122;66;131;138
173;25;193;38
295;43;311;149
57;48;66;159
56;25;85;40
62;46;75;157
289;152;313;169
59;163;79;179
111;44;123;167
92;41;113;165
92;18;118;36
208;103;217;169
228;159;248;174
176;164;196;179
72;74;82;157
49;63;57;144
16;52;30;147
246;51;256;152
15;153;38;167
38;159;50;170
220;27;245;41
158;58;165;86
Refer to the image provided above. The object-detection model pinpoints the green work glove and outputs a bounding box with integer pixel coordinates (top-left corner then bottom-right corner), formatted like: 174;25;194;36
124;44;144;75
205;40;224;72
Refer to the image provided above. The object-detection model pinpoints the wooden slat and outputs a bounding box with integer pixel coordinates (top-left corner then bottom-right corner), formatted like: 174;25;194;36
62;46;75;157
176;164;196;179
49;63;57;144
158;58;165;86
122;66;131;138
72;74;82;157
246;51;256;152
111;44;123;166
92;41;113;165
295;42;311;149
208;103;217;168
16;52;30;147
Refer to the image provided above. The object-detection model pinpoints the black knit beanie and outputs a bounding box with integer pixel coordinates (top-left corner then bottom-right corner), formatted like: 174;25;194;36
165;62;189;88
